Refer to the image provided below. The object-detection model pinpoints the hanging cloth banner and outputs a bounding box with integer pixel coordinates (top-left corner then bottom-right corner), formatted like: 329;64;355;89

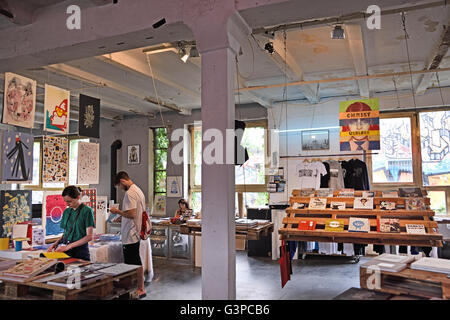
339;98;380;151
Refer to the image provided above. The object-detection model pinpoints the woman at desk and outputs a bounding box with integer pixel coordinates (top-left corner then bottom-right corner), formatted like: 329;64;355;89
175;199;193;221
47;186;95;261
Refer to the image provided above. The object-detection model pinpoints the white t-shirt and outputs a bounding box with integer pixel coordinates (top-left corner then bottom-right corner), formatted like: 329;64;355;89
121;184;145;245
295;161;327;189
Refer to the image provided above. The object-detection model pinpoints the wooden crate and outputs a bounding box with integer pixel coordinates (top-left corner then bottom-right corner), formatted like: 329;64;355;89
360;266;450;300
279;191;443;247
0;269;139;300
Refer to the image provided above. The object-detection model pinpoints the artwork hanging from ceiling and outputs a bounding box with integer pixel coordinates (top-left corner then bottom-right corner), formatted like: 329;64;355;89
81;188;97;223
2;131;33;183
43;191;66;237
77;142;99;185
78;94;100;138
42;136;68;184
44;84;70;134
0;190;32;238
95;196;107;234
339;98;380;151
2;72;36;129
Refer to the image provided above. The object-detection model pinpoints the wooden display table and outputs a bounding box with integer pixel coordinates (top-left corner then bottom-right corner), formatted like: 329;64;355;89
279;190;443;247
179;221;274;240
360;265;450;300
0;268;139;300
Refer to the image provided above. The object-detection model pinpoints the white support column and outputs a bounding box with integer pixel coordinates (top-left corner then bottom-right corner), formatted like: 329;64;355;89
183;1;251;299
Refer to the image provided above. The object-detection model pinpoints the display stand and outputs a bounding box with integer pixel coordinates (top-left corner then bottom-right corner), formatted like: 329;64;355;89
279;190;443;247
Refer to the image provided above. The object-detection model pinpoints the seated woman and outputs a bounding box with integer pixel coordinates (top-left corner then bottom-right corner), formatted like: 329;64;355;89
47;186;95;261
175;199;193;221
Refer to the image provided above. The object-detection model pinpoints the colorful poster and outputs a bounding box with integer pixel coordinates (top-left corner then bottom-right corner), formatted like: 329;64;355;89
77;142;99;185
0;190;32;238
339;98;380;151
42;136;68;183
153;194;166;216
2;72;36;128
81;188;97;222
78;94;100;138
43;192;66;237
2;131;33;183
44;84;70;134
95;196;107;234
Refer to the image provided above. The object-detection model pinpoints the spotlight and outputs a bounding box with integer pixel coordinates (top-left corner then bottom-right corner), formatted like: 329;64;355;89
189;45;199;58
331;25;345;39
264;42;274;54
179;47;189;63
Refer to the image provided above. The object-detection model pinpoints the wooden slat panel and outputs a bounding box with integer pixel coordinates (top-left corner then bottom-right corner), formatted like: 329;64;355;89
282;217;438;228
286;208;435;217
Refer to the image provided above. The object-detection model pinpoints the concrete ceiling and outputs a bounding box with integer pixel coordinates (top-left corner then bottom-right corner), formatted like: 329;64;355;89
1;0;450;119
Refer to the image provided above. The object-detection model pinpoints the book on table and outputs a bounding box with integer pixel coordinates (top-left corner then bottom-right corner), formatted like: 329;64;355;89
324;219;346;232
338;189;355;197
300;188;315;197
308;198;327;210
382;190;399;198
330;202;346;210
380;201;397;210
398;188;423;197
373;253;415;264
410;257;450;274
361;259;407;272
348;217;370;232
406;224;426;234
292;202;306;210
297;220;316;231
405;198;427;211
316;188;334;197
362;191;375;198
353;197;374;210
377;218;400;233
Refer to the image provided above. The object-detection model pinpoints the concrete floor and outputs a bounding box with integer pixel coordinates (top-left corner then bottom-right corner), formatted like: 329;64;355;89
144;252;370;300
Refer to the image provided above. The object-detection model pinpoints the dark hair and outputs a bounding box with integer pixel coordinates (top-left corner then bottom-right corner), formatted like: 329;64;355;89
178;199;190;210
114;171;130;185
62;186;82;199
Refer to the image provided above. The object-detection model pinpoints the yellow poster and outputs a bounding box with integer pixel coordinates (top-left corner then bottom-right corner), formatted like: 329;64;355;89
339;98;380;151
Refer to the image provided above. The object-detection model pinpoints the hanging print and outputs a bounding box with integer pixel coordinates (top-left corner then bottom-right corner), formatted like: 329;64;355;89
77;142;99;185
2;73;36;129
42;136;68;183
95;196;107;234
339;98;380;151
0;190;32;238
166;176;182;197
78;94;100;138
43;192;66;236
44;84;70;134
80;188;97;222
2;131;33;183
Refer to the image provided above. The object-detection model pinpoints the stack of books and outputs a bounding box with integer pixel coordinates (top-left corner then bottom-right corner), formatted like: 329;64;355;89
410;257;450;274
0;258;58;282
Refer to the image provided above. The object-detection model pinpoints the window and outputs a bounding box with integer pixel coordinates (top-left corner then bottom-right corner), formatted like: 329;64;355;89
420;110;450;186
427;191;446;216
191;122;267;187
154;128;169;196
372;117;413;183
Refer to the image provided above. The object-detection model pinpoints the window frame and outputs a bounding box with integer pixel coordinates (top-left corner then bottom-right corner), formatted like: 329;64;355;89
152;127;168;197
188;120;269;216
367;108;450;217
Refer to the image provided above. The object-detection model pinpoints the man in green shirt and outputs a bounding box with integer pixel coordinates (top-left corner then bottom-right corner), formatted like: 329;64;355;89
47;186;95;261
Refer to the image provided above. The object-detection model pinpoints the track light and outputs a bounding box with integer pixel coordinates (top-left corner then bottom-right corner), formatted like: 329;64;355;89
264;42;274;54
189;45;199;58
331;25;345;39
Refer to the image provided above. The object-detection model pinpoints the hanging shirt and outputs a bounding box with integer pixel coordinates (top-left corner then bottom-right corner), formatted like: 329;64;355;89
295;161;327;190
320;162;330;188
342;159;370;190
328;160;345;190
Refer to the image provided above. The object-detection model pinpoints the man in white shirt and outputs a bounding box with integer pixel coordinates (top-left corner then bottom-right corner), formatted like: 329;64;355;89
109;171;146;298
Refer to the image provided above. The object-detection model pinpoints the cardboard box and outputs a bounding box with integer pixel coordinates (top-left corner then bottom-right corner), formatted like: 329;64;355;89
236;234;246;251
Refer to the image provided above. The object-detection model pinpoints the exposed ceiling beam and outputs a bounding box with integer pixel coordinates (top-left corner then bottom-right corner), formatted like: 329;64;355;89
345;24;370;98
44;63;186;114
253;0;447;35
0;0;33;25
237;67;450;92
258;35;319;103
97;51;201;99
416;24;450;95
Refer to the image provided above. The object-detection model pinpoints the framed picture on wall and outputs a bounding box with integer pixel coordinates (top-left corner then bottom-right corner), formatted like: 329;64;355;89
301;130;329;151
167;176;182;198
127;144;140;164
